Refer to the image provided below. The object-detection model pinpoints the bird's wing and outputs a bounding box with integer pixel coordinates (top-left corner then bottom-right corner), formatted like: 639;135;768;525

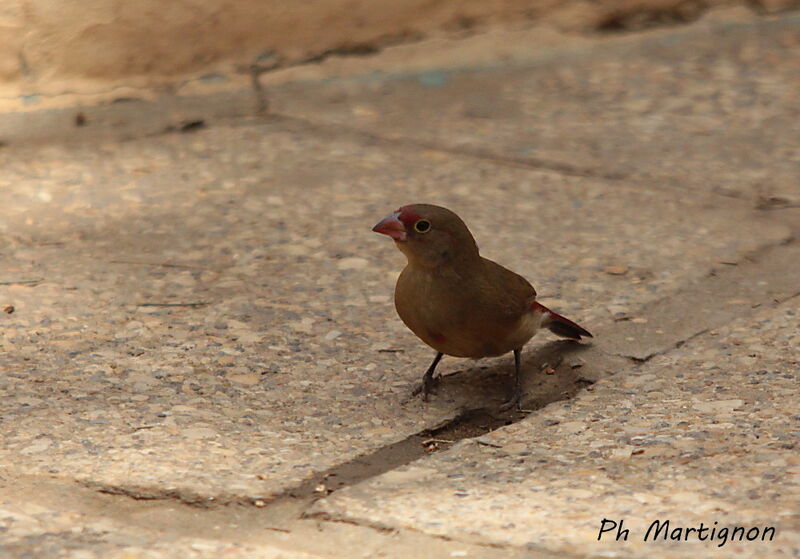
478;257;537;321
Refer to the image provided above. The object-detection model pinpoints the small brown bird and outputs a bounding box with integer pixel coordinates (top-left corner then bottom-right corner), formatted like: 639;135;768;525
373;204;592;410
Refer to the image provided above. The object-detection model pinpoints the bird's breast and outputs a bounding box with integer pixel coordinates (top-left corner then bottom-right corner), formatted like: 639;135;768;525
394;267;544;358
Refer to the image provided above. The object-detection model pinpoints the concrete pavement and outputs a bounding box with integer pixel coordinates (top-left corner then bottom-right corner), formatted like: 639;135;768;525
1;7;798;558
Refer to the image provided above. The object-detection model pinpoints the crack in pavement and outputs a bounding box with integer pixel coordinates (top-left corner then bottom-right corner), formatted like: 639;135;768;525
598;237;800;361
77;480;228;508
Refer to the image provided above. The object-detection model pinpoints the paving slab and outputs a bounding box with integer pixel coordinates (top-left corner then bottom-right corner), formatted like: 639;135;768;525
269;11;800;204
0;500;315;559
311;298;800;558
0;116;789;503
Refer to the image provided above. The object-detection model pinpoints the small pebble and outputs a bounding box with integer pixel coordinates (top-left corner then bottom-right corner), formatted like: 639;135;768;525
604;265;629;275
324;330;342;341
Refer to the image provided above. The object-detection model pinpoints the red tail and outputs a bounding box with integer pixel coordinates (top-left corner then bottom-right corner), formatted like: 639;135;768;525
533;302;593;340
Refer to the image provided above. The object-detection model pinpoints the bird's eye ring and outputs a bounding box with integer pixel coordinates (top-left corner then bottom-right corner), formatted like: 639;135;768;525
413;219;431;233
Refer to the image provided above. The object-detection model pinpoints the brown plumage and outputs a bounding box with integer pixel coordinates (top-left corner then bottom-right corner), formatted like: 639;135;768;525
373;203;592;410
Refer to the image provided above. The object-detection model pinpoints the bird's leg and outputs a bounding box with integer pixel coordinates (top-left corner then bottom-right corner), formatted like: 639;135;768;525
499;349;523;411
411;352;444;401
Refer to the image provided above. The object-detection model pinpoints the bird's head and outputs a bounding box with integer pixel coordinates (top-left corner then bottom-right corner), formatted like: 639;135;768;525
372;204;479;268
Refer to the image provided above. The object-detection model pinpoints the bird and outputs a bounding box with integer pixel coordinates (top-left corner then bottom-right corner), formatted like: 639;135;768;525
372;203;592;410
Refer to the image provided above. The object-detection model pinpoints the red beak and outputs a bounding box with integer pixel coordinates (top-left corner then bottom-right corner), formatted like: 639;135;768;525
372;211;407;242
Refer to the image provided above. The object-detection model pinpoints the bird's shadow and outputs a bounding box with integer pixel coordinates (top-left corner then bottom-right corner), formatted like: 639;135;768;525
409;339;596;414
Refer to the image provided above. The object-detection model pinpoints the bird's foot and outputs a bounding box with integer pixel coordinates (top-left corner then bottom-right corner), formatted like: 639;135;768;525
410;374;441;401
499;388;522;412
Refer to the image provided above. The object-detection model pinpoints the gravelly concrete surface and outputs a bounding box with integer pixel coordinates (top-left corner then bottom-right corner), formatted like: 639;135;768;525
1;8;799;559
312;299;800;558
0;509;314;559
0;119;787;501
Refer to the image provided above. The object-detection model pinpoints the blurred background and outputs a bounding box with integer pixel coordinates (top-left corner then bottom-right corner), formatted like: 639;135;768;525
1;0;797;114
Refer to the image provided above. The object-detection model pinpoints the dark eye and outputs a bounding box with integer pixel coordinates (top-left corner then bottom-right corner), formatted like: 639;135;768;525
413;219;431;233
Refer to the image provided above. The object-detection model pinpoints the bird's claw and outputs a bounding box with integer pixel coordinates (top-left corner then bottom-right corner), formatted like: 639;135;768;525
499;390;522;412
411;374;440;401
